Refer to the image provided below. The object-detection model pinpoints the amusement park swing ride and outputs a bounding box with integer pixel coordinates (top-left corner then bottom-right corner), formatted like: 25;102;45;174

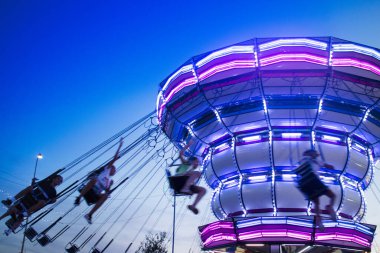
1;36;380;253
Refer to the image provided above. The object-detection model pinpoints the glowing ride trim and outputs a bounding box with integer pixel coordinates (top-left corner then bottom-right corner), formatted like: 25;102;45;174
164;77;197;102
315;233;370;247
196;46;255;67
203;233;237;247
260;54;328;66
322;135;341;142
281;133;303;138
242;135;261;142
162;64;194;91
259;39;328;51
333;43;380;61
201;223;234;236
198;60;256;81
332;58;380;76
157;57;380;123
238;230;312;241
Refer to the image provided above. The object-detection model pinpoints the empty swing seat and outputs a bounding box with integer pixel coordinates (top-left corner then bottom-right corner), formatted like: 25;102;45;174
25;227;39;240
66;244;79;253
37;234;51;246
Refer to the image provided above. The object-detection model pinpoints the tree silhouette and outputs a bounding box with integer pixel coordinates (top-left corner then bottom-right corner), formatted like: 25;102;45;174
135;232;168;253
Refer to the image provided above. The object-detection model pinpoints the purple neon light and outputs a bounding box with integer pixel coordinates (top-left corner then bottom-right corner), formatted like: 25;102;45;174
162;64;194;91
260;53;328;67
201;218;375;249
238;230;311;241
203;233;237;247
201;222;234;236
315;233;370;247
164;77;197;102
332;58;380;76
198;60;256;81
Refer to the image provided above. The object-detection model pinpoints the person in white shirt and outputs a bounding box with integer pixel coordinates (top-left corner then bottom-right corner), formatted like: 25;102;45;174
74;138;123;224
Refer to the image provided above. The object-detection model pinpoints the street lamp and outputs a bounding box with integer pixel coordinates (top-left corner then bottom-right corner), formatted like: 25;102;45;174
32;153;43;185
20;153;43;253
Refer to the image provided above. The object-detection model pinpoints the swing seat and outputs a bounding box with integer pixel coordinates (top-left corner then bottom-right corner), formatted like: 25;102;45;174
168;175;191;195
83;189;100;205
37;234;51;246
25;226;38;241
91;248;101;253
5;218;16;231
66;244;79;253
14;193;39;213
78;185;100;205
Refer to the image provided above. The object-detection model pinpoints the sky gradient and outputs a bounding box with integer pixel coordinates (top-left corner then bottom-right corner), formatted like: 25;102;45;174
1;0;380;252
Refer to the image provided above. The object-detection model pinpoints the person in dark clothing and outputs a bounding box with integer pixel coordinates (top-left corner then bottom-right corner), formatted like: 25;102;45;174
294;149;336;230
0;175;63;235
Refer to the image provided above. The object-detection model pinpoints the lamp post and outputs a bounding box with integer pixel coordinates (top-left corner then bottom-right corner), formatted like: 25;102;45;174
20;153;43;253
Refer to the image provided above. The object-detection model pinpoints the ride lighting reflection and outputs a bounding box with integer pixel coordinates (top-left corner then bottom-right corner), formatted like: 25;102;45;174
215;143;230;152
248;175;267;183
281;133;302;138
321;135;341;142
242;135;261;142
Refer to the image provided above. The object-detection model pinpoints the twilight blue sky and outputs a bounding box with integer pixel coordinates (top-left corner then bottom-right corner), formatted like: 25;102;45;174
1;1;380;252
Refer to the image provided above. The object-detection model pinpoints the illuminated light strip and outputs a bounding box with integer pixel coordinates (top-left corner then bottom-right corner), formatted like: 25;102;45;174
215;143;230;152
362;108;371;122
323;221;373;235
248;175;267;183
315;233;370;247
281;132;303;138
198;60;256;81
259;38;328;51
203;233;237;247
356;183;367;222
238;230;311;241
260;53;328;67
236;217;314;228
269;130;277;215
333;44;380;61
311;131;316;147
242;135;261;142
236;219;262;228
322;135;341;142
162;64;194;91
282;174;297;181
196;45;255;67
164;77;198;102
157;103;166;122
156;91;164;122
332;58;380;76
318;98;324;113
201;223;234;236
186;125;196;137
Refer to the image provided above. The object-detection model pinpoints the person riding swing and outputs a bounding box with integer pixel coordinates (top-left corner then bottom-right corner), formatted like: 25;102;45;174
0;175;63;235
294;149;337;230
174;141;206;215
74;138;123;224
